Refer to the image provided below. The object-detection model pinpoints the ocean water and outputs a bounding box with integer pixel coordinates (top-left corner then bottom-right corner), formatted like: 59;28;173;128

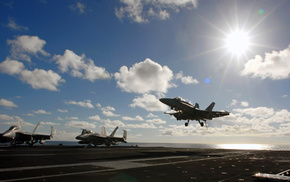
43;141;290;151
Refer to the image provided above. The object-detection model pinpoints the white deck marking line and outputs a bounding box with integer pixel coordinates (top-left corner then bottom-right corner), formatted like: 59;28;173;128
1;153;249;182
0;156;188;172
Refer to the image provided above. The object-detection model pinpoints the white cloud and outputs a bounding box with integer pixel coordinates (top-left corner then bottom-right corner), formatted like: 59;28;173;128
57;109;68;113
53;49;111;82
0;58;65;91
115;0;198;23
33;109;51;115
0;98;18;108
89;115;101;121
126;123;157;129
175;71;199;85
6;18;28;31
147;113;158;118
122;115;144;121
0;114;34;127
146;118;166;124
233;107;275;118
242;46;290;80
7;35;50;62
130;93;168;111
100;106;120;117
240;101;249;107
65;100;94;109
69;2;86;14
0;58;24;75
66;121;96;129
20;69;65;91
229;99;249;108
115;58;175;94
40;121;60;126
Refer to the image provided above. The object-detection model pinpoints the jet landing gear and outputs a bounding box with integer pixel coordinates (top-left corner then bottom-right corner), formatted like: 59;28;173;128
198;120;207;127
185;120;189;127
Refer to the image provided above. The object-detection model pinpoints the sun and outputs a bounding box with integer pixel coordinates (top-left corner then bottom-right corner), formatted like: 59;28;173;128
225;30;250;56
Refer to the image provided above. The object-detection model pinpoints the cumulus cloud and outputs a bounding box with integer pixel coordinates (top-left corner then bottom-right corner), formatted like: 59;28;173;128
122;115;144;121
65;100;94;109
115;58;175;94
53;49;111;82
7;35;50;62
89;115;101;121
57;109;68;113
20;69;65;91
40;121;60;126
242;46;290;80
5;18;28;31
0;58;24;75
100;106;120;117
146;118;166;124
115;0;198;23
0;114;34;126
175;71;199;85
0;58;64;91
229;99;249;108
0;98;18;108
66;121;96;129
130;93;168;111
233;107;275;118
33;109;51;115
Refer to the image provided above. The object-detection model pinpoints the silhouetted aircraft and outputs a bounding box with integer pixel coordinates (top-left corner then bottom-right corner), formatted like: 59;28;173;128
0;122;53;146
159;97;229;127
75;126;127;147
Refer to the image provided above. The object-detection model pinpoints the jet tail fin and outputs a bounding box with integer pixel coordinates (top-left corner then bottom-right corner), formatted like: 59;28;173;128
123;130;127;141
205;102;215;111
32;122;40;134
110;126;119;137
50;126;54;138
101;126;107;136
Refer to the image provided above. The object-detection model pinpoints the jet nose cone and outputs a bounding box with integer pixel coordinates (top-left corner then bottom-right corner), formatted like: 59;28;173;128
75;135;82;140
159;98;170;105
159;98;166;103
3;131;13;138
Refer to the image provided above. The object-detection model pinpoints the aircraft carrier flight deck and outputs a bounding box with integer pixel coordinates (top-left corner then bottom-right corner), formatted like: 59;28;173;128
1;145;290;181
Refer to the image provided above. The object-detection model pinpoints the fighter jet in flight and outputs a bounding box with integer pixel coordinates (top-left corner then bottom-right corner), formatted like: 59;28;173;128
0;122;53;146
159;97;230;127
75;126;127;147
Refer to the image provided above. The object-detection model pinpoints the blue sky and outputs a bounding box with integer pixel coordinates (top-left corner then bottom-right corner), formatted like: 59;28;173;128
1;0;290;144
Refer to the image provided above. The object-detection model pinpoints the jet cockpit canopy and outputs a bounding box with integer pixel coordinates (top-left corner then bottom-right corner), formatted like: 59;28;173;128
81;129;93;135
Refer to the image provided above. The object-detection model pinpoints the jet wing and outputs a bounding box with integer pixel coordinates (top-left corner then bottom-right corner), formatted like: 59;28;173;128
32;134;51;140
109;137;127;143
197;110;230;120
15;132;33;141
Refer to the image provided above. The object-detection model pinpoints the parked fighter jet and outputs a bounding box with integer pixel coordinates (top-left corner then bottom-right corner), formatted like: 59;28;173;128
75;126;127;147
159;97;230;127
0;122;53;146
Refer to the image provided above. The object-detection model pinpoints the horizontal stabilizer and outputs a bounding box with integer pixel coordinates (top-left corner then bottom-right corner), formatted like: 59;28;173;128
206;102;215;111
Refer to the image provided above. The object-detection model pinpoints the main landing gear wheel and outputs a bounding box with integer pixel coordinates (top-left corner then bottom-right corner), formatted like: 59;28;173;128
185;120;189;127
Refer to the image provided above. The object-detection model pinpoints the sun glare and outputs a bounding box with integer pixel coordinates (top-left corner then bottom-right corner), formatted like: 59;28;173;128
226;30;249;56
